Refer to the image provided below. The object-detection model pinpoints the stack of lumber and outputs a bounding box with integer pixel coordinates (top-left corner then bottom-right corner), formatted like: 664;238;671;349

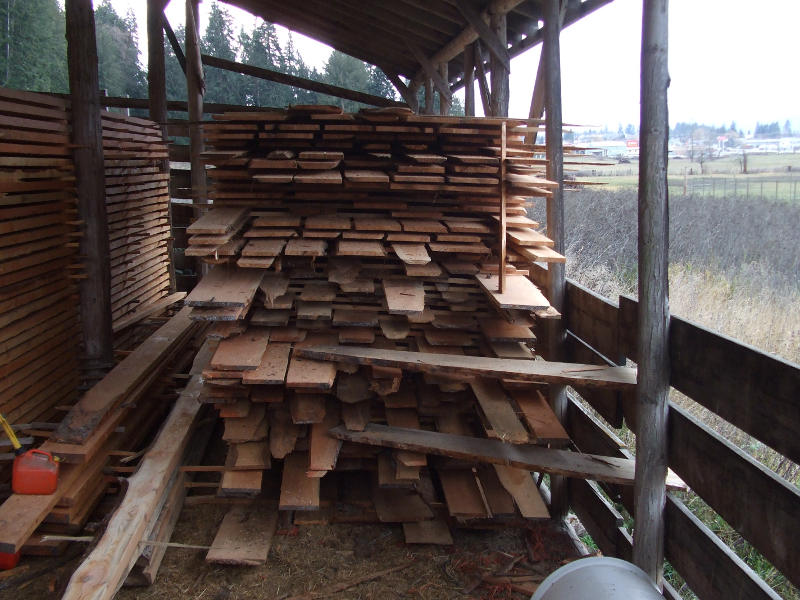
101;111;172;329
163;106;640;562
0;87;81;425
0;308;205;560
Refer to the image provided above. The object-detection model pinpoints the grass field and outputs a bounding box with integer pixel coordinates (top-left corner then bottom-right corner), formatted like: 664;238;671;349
571;152;800;202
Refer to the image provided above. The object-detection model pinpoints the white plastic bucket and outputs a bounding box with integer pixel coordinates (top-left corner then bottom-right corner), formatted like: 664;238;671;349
531;557;662;600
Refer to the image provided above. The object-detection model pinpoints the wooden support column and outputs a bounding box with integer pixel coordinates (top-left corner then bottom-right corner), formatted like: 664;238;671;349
439;63;450;115
185;0;206;217
528;3;566;145
147;0;167;137
65;0;113;376
489;9;509;117
474;42;491;116
542;0;568;519
408;80;420;114
424;78;434;114
464;43;475;116
633;0;670;587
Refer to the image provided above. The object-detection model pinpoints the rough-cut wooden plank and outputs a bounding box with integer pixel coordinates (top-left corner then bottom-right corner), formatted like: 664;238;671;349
223;404;267;443
279;452;319;510
336;240;386;257
60;363;208;600
309;403;342;473
438;470;489;518
330;425;637;485
51;307;195;444
493;465;550;519
391;243;431;265
480;318;535;342
341;401;371;431
470;379;529;443
383;279;424;315
219;470;263;496
112;292;186;333
210;328;270;371
269;407;299;459
475;273;550;311
379;316;410;340
296;346;637;389
509;389;570;446
186;268;264;307
373;487;433;522
242;239;286;256
285;238;327;257
186;207;248;235
290;394;326;424
241;343;291;385
205;503;277;565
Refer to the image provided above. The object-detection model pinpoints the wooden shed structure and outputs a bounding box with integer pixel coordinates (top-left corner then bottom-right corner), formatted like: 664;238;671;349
0;1;797;599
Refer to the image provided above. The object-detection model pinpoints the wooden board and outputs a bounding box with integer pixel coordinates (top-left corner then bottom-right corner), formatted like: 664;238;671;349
186;207;248;235
470;379;530;444
285;238;327;257
186;268;264;307
205;503;278;565
403;519;453;545
480;318;535;342
493;465;550;519
330;424;637;485
309;404;343;473
336;240;386;257
373;488;433;522
241;343;291;385
438;470;489;518
475;274;550;311
391;243;430;265
510;389;570;446
210;328;270;371
383;280;424;315
295;346;638;389
279;452;320;510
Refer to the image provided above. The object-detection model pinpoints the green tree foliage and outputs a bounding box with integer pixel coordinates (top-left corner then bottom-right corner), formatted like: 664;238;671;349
201;3;244;105
239;20;289;106
94;1;146;98
0;0;67;92
321;50;370;112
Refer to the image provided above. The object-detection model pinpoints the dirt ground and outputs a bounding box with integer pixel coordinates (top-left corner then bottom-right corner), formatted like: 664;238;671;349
1;505;584;600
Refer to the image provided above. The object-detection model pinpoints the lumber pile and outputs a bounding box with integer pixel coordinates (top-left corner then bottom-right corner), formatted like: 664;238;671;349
101;111;172;329
166;106;638;561
0;308;205;559
0;87;81;425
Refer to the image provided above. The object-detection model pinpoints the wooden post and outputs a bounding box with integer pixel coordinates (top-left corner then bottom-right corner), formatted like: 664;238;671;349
633;0;670;587
408;80;420;114
439;63;450;116
474;42;491;116
65;0;113;376
542;0;568;520
424;78;434;114
489;9;509;117
464;43;475;117
498;122;507;292
185;0;206;217
147;0;167;138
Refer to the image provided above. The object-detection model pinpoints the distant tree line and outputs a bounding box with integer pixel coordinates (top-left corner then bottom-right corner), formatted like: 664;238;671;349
0;1;463;115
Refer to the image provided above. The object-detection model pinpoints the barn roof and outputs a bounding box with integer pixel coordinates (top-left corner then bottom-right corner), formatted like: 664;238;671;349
223;0;613;91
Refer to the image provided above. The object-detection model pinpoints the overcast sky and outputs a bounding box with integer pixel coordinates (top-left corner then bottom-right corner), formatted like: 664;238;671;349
111;0;800;134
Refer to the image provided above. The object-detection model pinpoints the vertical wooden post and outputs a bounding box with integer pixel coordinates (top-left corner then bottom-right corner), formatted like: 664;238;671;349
474;42;491;116
65;0;113;376
424;78;434;114
407;80;420;114
542;0;568;520
464;44;475;117
498;122;507;292
147;0;167;138
185;0;206;218
633;0;670;587
527;2;566;146
438;63;450;116
489;10;509;117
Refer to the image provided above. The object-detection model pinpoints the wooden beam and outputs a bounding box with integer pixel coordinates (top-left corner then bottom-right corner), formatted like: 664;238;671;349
161;13;186;75
295;345;637;389
474;42;491;115
411;0;526;86
463;42;475;116
424;78;434;114
438;62;450;115
489;9;509;117
406;40;452;100
202;54;407;108
185;0;206;221
65;0;113;376
330;424;638;485
455;0;510;71
633;0;670;587
542;0;568;520
381;68;417;112
61;348;211;600
147;0;168;135
527;2;565;145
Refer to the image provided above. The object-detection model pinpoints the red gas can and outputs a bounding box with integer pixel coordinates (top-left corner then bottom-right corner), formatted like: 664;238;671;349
12;449;59;495
0;551;20;570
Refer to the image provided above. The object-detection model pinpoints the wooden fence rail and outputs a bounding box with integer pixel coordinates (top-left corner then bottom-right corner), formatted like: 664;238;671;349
561;278;800;597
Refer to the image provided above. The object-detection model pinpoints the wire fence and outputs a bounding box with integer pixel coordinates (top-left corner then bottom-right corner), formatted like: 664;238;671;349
675;175;800;202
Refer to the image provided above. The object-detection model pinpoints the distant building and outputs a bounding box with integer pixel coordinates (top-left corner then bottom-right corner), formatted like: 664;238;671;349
574;139;639;160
